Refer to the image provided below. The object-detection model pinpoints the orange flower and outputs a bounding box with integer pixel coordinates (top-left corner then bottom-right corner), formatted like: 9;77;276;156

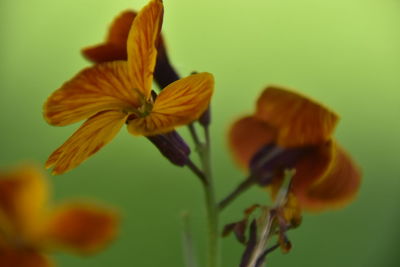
44;0;214;174
229;86;361;212
0;164;118;267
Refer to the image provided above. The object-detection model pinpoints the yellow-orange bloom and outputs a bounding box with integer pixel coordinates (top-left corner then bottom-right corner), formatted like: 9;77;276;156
229;86;361;212
0;164;118;267
44;0;214;174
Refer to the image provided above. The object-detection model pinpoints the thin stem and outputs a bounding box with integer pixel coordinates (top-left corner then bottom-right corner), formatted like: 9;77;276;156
188;123;202;148
218;176;256;211
200;126;219;267
186;158;207;185
181;212;198;267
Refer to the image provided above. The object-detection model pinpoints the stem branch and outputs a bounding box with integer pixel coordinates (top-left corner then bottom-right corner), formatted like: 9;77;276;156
218;176;256;211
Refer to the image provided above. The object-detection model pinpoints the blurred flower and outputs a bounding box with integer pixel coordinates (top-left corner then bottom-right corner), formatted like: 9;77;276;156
44;0;214;174
0;164;118;267
82;10;137;64
229;86;361;211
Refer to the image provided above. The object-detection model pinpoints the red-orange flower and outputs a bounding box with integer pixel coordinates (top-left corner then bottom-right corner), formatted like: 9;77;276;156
229;86;361;212
44;0;214;174
0;164;118;267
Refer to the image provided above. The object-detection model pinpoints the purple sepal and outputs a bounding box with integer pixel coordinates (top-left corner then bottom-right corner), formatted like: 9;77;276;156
198;105;211;127
249;143;310;186
147;131;191;166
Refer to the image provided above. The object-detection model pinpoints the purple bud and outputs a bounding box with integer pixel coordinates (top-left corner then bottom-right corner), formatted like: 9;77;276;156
250;144;311;186
147;131;191;166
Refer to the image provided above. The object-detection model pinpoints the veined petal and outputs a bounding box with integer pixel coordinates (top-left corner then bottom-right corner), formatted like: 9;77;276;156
0;246;52;267
127;0;163;98
127;73;214;136
229;116;277;168
0;165;48;242
82;11;136;63
45;203;118;254
255;86;339;147
294;142;361;211
46;110;128;175
44;61;138;126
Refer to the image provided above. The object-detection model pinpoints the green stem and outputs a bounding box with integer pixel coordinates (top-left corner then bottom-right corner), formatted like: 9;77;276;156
199;130;219;267
218;176;256;211
187;124;219;267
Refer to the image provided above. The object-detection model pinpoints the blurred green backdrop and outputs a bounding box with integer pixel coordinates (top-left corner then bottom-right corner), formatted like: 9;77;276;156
1;0;399;266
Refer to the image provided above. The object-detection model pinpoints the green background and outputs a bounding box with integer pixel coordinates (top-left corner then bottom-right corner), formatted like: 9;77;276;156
1;0;399;266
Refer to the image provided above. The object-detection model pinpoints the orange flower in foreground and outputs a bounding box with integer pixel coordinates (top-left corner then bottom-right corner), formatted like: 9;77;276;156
0;165;118;267
44;0;214;174
229;86;361;211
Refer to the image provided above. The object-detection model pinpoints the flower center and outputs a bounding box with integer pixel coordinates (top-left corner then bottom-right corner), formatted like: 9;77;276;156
126;89;156;122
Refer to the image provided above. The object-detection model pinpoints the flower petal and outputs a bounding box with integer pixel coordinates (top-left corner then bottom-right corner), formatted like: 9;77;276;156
45;203;118;254
0;165;48;242
294;142;361;211
46;110;128;175
82;44;127;64
229;116;277;168
0;247;52;267
82;11;136;63
268;141;361;211
44;61;138;126
255;86;339;147
127;0;163;98
127;72;214;136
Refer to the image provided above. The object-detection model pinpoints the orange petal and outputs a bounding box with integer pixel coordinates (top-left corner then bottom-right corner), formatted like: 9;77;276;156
0;165;48;242
229;116;277;168
127;72;214;136
255;86;339;147
82;11;136;63
0;247;52;267
293;142;361;211
46;110;128;175
44;61;138;126
127;0;163;99
82;44;128;64
45;203;118;254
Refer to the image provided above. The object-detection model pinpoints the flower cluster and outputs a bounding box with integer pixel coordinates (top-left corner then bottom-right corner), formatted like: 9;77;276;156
0;0;362;266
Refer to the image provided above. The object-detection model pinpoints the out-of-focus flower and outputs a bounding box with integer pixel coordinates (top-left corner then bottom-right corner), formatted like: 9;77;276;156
229;86;361;211
44;0;214;174
0;164;118;267
82;11;137;64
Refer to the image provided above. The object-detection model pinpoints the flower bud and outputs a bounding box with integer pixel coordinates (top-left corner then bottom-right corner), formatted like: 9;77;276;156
147;131;191;166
